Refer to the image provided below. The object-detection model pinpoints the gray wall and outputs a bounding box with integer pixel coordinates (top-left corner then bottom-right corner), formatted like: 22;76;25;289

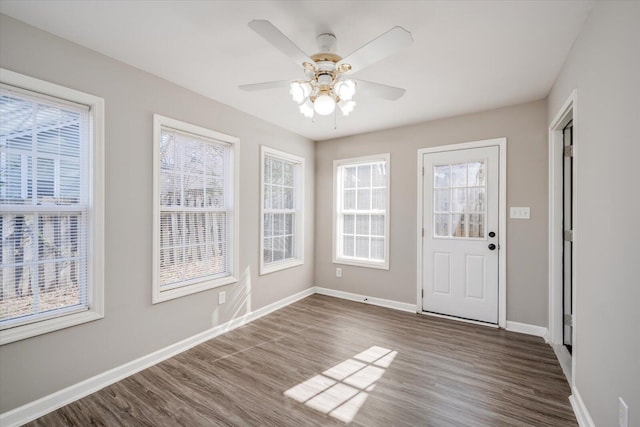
0;15;315;413
315;99;549;326
547;2;640;426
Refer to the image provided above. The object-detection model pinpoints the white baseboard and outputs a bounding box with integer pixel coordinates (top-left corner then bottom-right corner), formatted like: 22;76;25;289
0;287;315;427
551;344;573;384
314;286;417;313
570;387;595;427
0;286;559;426
505;320;548;338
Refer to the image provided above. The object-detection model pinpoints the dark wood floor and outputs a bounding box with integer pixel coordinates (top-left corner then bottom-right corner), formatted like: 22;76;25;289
29;295;577;426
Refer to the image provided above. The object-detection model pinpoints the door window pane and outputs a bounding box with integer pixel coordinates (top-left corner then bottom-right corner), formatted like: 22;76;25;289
468;188;485;212
434;214;450;237
468;214;485;238
434;165;449;188
451;163;467;187
468;161;486;186
452;214;466;237
434;189;449;212
451;188;467;212
432;160;486;239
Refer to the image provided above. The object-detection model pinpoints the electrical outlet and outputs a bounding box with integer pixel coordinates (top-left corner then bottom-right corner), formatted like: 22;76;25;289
336;267;342;278
618;397;628;427
510;206;531;219
218;291;226;305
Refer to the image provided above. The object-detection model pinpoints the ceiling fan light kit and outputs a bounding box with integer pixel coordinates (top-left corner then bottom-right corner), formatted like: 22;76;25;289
240;20;413;120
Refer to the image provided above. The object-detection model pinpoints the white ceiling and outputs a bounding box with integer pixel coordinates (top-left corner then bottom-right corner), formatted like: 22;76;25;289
0;1;593;141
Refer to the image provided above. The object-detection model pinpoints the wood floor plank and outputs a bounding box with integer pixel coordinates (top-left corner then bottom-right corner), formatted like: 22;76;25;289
27;294;577;426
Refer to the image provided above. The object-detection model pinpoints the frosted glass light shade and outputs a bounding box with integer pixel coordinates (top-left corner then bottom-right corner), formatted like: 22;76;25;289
314;94;336;115
299;99;314;118
289;82;311;105
335;80;356;101
339;100;356;116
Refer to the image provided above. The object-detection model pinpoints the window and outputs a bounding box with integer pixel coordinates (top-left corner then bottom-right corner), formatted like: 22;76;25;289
153;115;238;303
433;160;486;239
260;146;304;275
334;154;390;269
0;69;104;345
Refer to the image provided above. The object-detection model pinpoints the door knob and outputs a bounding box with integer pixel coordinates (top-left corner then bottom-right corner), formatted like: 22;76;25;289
488;243;496;250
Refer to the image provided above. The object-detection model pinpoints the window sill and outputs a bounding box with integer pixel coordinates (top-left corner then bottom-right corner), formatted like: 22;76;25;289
333;258;389;270
153;275;238;304
0;309;104;345
260;258;304;276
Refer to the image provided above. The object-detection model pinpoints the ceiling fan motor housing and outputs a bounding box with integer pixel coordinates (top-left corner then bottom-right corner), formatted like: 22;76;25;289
316;33;337;53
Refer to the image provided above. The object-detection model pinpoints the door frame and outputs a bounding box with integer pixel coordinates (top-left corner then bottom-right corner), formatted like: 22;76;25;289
416;138;507;328
548;90;577;385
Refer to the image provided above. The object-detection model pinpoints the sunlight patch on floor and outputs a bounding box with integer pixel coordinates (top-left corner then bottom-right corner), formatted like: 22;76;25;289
284;346;397;423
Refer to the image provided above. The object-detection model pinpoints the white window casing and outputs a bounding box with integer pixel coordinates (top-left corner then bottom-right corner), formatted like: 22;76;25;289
333;153;390;270
260;146;304;275
0;69;105;345
152;115;239;303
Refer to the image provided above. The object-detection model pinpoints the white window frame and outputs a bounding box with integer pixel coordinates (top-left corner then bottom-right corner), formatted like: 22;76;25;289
259;146;304;275
152;115;239;303
333;153;390;270
0;68;105;345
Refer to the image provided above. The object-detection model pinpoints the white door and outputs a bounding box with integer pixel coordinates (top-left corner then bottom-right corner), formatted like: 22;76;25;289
422;146;499;323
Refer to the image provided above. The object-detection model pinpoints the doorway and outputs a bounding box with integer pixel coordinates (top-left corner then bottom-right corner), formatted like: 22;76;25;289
548;90;576;384
563;121;573;353
417;138;506;326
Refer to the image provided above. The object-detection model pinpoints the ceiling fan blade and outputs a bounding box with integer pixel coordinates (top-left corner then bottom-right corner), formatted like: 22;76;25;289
238;80;290;91
248;20;316;69
353;80;406;101
338;26;413;74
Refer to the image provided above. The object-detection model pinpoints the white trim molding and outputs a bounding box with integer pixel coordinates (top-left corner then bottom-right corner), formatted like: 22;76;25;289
416;138;507;328
0;285;561;426
0;68;105;345
570;387;596;427
548;89;577;347
0;287;316;427
552;344;573;383
152;114;240;304
505;321;548;339
332;153;391;270
259;145;305;276
315;287;416;313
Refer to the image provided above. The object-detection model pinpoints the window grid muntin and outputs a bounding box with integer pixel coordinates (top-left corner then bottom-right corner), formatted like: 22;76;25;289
433;160;487;239
338;160;387;263
0;87;90;328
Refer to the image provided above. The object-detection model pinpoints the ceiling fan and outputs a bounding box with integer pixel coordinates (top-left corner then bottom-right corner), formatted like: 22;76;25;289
239;20;413;118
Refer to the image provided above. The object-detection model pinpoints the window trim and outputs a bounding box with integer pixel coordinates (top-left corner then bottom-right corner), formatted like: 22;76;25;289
152;114;239;304
259;145;305;275
333;153;390;270
0;68;105;345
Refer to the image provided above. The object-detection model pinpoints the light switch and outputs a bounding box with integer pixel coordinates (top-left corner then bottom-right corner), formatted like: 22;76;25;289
510;207;531;219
